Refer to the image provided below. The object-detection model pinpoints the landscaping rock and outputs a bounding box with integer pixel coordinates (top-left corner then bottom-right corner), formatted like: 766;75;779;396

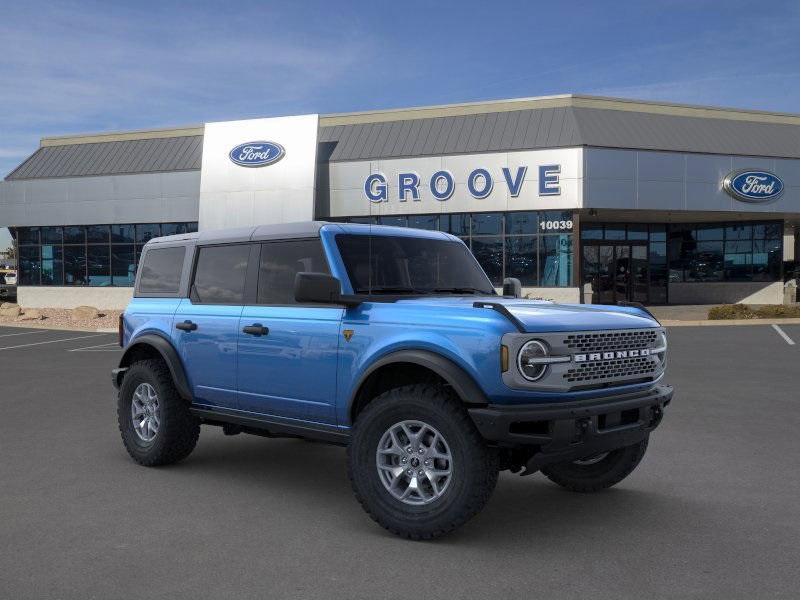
0;302;18;309
17;309;43;321
72;305;100;320
0;305;22;317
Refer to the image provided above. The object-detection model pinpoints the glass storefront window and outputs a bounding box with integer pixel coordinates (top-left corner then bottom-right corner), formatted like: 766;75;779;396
540;235;572;287
15;222;197;287
471;237;504;286
378;216;407;227
407;215;438;230
63;226;85;244
471;213;503;236
506;212;537;235
627;224;648;240
505;236;537;285
604;224;626;240
439;214;470;237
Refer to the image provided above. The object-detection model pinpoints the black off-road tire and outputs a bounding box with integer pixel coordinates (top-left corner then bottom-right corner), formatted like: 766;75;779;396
540;437;649;493
117;358;200;467
348;384;499;540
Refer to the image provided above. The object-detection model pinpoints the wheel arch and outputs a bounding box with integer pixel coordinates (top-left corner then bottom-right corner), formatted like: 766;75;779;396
117;334;192;401
348;349;489;424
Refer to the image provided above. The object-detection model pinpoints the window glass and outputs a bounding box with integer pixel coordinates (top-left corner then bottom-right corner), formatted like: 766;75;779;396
627;224;648;240
379;216;407;227
336;234;494;294
685;241;723;282
161;223;191;236
506;212;538;235
186;222;199;233
111;225;135;244
439;214;470;237
540;235;572;287
136;224;161;244
41;245;63;286
725;224;752;241
19;246;40;285
17;227;40;245
41;227;63;245
471;213;503;236
191;245;249;303
724;253;752;281
604;224;626;240
349;216;378;225
86;225;109;244
471;236;503;286
258;240;330;304
64;226;85;245
725;240;752;254
139;246;185;294
581;224;603;240
648;224;666;242
505;236;537;285
111;246;136;286
64;245;87;285
753;222;782;240
87;245;111;286
695;225;723;241
408;215;438;230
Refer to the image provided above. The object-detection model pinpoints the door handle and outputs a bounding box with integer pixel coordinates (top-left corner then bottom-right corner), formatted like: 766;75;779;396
242;324;269;336
175;320;198;332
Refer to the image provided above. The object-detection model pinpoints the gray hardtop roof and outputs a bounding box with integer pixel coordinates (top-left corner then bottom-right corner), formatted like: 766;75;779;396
144;221;457;248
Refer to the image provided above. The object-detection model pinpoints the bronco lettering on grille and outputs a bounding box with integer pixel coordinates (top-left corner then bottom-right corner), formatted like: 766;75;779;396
574;349;650;362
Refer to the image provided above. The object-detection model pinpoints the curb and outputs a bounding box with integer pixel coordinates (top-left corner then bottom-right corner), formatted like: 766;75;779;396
661;318;800;327
0;321;118;333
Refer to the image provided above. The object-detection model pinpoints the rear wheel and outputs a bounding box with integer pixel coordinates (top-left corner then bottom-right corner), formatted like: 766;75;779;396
540;437;649;493
348;384;498;540
117;359;200;466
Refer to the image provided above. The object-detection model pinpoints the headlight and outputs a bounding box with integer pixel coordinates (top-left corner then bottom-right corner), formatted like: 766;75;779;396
517;340;549;381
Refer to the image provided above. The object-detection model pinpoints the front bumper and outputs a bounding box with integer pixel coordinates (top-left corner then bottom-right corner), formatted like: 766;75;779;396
468;384;672;471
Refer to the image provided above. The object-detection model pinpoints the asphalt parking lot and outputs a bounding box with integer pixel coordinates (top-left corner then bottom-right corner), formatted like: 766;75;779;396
1;324;798;599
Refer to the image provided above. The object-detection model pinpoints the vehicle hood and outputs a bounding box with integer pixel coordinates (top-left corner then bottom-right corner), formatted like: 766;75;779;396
392;296;659;332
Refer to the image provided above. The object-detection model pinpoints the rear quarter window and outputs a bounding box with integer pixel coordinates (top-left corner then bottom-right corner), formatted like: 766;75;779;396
138;246;186;295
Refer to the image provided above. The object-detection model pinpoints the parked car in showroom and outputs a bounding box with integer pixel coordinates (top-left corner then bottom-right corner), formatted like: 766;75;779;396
113;222;671;539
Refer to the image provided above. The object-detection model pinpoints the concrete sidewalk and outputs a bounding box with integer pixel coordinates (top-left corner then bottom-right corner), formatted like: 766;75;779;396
646;304;800;326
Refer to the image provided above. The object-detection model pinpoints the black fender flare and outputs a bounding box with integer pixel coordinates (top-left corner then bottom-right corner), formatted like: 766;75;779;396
349;349;490;417
117;334;192;400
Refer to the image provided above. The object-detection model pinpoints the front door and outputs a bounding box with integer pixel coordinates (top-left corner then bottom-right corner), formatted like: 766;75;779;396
172;243;252;409
583;242;649;304
236;239;342;425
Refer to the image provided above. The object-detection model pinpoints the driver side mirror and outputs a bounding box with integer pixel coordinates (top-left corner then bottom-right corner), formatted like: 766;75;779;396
294;272;361;306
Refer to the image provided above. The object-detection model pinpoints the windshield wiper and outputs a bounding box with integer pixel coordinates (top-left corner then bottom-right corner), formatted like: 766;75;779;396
432;287;494;295
354;286;425;295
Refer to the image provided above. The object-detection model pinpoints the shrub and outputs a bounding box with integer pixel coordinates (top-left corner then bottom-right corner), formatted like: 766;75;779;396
708;304;800;319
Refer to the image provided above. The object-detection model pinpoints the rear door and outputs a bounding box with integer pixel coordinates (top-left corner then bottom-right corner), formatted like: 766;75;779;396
236;239;343;425
172;243;254;410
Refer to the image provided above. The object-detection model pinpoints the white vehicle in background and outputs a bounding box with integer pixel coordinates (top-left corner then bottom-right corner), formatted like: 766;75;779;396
0;268;16;300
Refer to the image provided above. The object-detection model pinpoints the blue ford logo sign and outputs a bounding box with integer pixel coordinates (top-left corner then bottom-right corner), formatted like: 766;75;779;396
723;169;784;203
229;141;285;167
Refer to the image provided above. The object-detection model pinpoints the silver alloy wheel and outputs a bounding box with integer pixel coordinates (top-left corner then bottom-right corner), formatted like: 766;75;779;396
376;420;453;506
131;382;160;442
573;452;610;466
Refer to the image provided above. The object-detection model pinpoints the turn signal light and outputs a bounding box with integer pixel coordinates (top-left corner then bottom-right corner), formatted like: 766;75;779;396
500;345;509;372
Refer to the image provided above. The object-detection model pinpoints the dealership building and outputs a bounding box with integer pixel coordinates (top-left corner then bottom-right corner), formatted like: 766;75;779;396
1;93;799;309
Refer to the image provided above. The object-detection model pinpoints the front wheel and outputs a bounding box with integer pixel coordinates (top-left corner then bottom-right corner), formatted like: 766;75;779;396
348;384;498;540
540;437;649;493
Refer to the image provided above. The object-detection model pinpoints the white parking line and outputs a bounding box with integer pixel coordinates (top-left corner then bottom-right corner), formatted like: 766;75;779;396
0;330;49;339
68;341;121;352
771;324;795;346
0;333;108;351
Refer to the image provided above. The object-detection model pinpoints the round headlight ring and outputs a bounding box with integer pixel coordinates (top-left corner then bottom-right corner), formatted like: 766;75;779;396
517;339;549;382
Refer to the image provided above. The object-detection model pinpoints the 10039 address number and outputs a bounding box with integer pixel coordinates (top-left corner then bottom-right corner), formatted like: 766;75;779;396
539;220;573;232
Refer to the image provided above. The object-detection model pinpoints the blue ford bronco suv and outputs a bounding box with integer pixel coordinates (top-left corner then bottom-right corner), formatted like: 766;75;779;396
114;221;671;539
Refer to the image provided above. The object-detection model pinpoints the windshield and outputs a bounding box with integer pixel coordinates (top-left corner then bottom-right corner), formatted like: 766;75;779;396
336;234;496;295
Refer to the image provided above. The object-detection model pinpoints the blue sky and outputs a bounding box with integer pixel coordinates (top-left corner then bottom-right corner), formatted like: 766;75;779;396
1;0;799;250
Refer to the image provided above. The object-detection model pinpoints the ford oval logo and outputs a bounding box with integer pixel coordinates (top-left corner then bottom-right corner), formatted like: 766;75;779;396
723;169;784;203
229;141;285;167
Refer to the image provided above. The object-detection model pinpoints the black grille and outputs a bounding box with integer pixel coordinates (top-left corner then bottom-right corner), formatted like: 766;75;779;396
563;330;659;353
564;356;657;383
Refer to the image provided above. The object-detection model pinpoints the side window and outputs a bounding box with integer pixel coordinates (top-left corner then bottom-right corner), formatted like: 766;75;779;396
192;244;250;304
258;240;330;305
138;246;186;294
